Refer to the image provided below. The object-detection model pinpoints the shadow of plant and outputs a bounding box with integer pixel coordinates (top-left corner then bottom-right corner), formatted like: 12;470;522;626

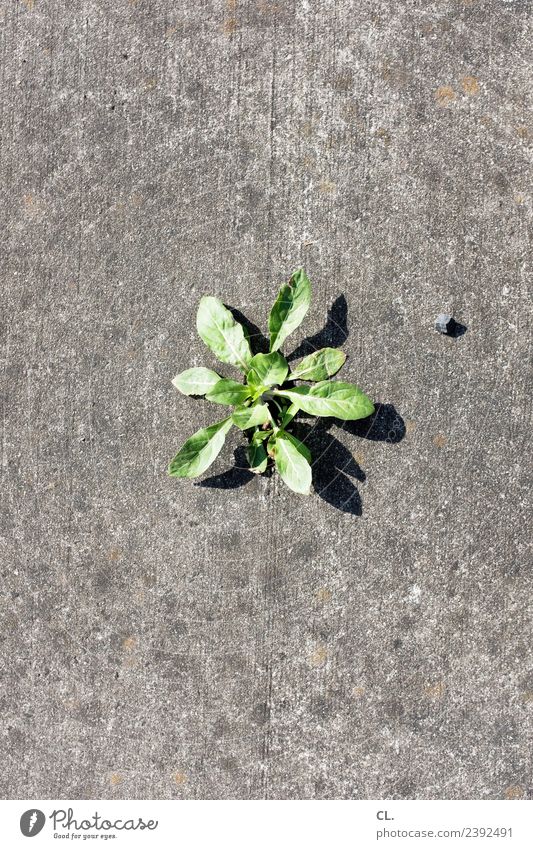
292;421;365;515
292;403;405;514
338;403;406;443
228;307;270;354
197;405;405;514
288;294;348;361
198;447;257;489
196;297;405;514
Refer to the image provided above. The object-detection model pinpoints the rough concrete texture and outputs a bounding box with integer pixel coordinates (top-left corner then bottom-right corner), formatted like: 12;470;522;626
1;0;532;800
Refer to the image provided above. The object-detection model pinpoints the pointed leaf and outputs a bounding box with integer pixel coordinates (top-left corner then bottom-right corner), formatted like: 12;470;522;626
272;432;312;494
168;417;233;478
281;430;312;463
246;352;288;390
268;269;311;353
281;402;299;429
205;378;252;406
172;367;221;396
246;442;268;474
275;381;374;421
232;403;270;430
290;348;346;381
251;428;272;444
196;296;252;372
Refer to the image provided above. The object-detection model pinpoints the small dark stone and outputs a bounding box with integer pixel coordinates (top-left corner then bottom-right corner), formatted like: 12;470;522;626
435;313;456;335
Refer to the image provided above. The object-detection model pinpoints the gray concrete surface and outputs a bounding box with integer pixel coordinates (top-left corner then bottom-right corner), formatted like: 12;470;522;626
1;0;532;800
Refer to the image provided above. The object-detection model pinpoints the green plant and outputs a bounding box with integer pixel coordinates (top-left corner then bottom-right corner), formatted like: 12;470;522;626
168;269;374;495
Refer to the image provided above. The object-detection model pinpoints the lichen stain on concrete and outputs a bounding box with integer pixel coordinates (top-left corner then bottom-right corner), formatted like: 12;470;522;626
257;0;280;14
22;193;41;218
310;645;328;668
122;636;136;652
461;75;480;95
316;587;332;604
515;125;528;139
380;61;408;89
375;127;391;146
318;179;337;194
21;0;34;10
109;773;123;786
174;772;187;785
425;681;446;700
435;86;456;106
433;434;447;448
108;546;123;561
405;420;416;434
341;101;359;122
352;686;366;699
504;785;524;800
333;72;353;93
222;18;238;36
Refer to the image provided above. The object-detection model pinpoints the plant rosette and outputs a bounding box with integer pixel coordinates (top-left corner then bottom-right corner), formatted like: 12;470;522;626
168;269;374;495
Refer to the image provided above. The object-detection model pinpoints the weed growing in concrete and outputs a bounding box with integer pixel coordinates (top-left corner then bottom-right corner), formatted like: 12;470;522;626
168;270;374;494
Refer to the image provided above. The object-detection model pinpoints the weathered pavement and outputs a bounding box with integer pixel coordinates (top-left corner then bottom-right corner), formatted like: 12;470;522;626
1;1;532;799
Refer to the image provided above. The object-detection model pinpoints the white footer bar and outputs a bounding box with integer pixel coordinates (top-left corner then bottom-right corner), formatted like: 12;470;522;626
2;799;532;848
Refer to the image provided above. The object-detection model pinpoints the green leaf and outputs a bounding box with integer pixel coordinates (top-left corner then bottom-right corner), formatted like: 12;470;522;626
275;381;374;421
246;352;288;390
290;348;346;381
268;269;311;353
196;296;252;372
251;428;272;444
271;432;312;494
281;402;299;429
281;430;312;463
246;442;268;474
232;403;270;430
168;417;233;478
205;379;252;406
172;367;221;396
